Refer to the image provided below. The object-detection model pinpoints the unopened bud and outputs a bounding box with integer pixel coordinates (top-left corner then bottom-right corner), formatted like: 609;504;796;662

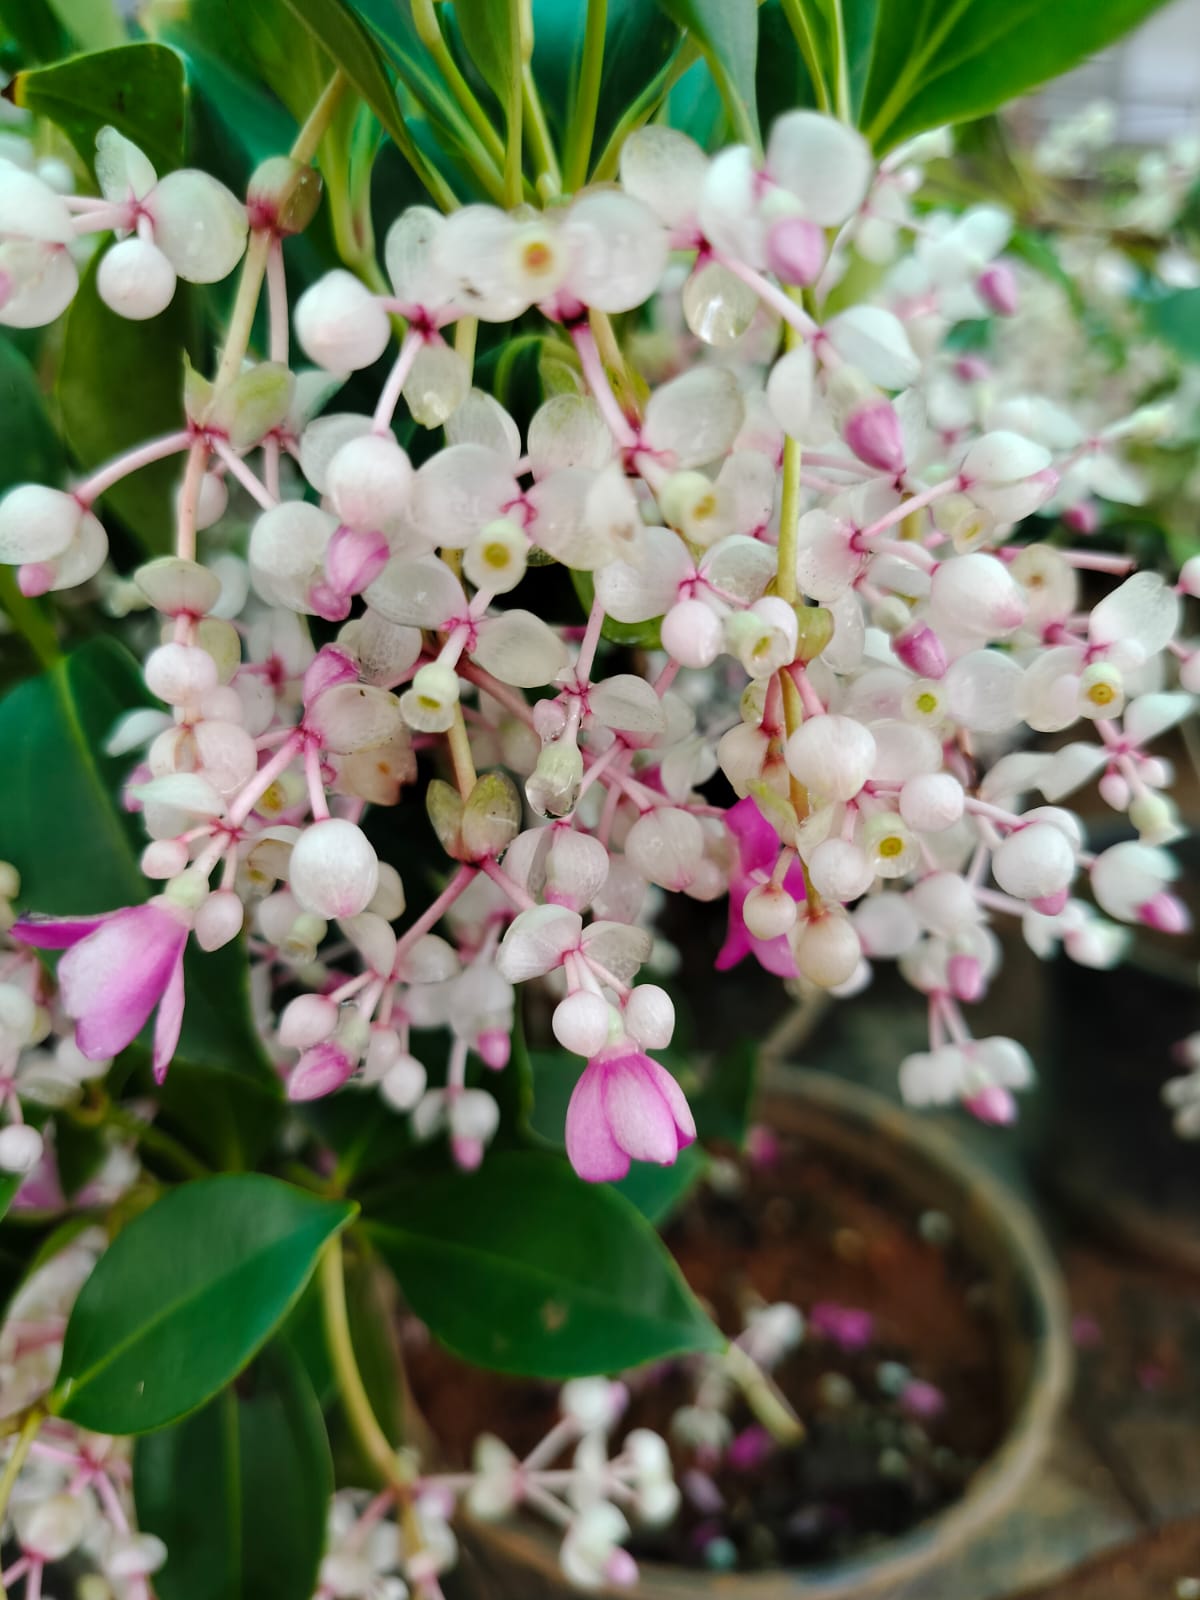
247;156;323;236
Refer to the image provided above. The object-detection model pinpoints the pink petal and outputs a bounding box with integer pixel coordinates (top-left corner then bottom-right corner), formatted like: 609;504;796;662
61;903;188;1061
643;1058;697;1145
152;951;187;1084
602;1056;679;1166
727;796;780;876
11;913;110;950
288;1042;355;1101
566;1061;630;1182
748;930;800;979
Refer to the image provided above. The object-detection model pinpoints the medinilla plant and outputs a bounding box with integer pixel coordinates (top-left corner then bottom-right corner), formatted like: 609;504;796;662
0;0;1193;1593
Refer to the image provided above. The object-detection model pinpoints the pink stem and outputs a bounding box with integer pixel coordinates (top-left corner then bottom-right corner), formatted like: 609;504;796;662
212;438;277;510
481;858;538;911
372;329;423;433
266;238;289;365
857;479;957;544
228;731;303;826
75;429;193;506
391;865;478;969
571;325;637;448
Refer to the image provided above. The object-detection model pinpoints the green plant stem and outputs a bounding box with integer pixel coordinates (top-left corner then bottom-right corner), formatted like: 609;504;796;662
411;0;507;169
523;65;562;198
320;1236;412;1497
780;0;830;113
829;0;851;120
724;1345;805;1445
504;0;526;207
564;0;606;191
213;70;349;392
0;1408;42;1538
590;39;698;182
0;567;58;668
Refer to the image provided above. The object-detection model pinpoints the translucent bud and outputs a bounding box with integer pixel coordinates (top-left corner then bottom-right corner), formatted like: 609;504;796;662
295;270;390;373
806;838;874;902
526;738;584;819
279;992;340;1049
289;818;379;919
400;662;461;734
369;861;406;920
792;909;862;988
553;990;612;1057
0;1122;43;1174
144;642;220;704
899;772;964;832
97;236;177;319
794;605;835;663
247;155;323;235
135;555;222;618
624;807;704;890
194;888;244;950
464;518;527;594
725;597;798;679
661;599;723;669
785;714;875;802
1129;791;1182;846
743;882;800;938
682;259;757;347
623;984;675;1049
462;771;522;861
404;340;470;428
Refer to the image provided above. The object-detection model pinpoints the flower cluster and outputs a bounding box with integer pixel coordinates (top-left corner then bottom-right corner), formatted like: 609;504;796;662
0;101;1195;1202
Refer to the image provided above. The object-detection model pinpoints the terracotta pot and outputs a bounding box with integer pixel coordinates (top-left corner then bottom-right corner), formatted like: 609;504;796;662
450;1069;1071;1600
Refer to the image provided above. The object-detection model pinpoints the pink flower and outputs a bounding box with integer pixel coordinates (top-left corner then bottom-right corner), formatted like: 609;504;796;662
565;1046;696;1182
716;797;803;979
809;1302;874;1350
13;901;190;1084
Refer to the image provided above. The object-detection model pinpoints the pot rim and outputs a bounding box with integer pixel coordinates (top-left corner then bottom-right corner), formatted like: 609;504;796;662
469;1066;1072;1599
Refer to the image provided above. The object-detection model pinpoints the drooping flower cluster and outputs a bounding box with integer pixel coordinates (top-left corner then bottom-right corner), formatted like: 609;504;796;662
0;99;1194;1206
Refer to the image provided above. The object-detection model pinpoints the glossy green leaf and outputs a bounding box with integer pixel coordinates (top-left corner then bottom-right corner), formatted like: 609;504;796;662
46;0;125;51
58;249;193;556
452;0;517;103
0;0;69;63
134;1341;332;1600
13;42;187;176
611;1144;707;1225
0;1175;20;1224
859;0;1173;154
1146;288;1200;363
691;1038;758;1147
654;0;759;147
53;1175;355;1433
365;1148;722;1376
0;337;67;492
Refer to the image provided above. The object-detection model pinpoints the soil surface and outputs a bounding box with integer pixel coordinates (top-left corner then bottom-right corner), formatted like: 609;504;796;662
408;1127;1010;1572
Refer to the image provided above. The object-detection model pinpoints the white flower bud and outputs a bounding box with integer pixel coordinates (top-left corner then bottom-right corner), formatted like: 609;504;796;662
553;990;612;1057
899;772;964;833
288;818;379;919
380;1052;428;1111
13;1492;87;1559
0;1122;43;1174
279;993;340;1049
743;881;800;938
806;838;874;902
194;888;244;951
0;484;92;564
369;861;406;920
327;433;413;533
929;552;1026;638
785;715;875;802
295;270;390;372
658;470;731;548
97;236;177;319
725;597;799;679
623;984;675;1049
143;642;220;704
142;838;189;879
962;430;1051;485
135;555;223;618
992;822;1076;902
526;739;584;819
399;661;461;734
792;909;862;987
661;599;723;669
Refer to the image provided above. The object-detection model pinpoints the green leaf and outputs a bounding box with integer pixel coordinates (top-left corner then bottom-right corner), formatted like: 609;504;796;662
0;0;69;64
0;337;68;492
452;0;516;104
365;1147;722;1377
13;42;187;176
54;1117;109;1200
612;1144;707;1225
0;636;278;1156
1146;288;1200;363
134;1341;332;1600
58;249;193;556
46;0;125;52
0;1175;20;1224
53;1175;355;1433
691;1038;758;1147
859;0;1173;154
654;0;759;147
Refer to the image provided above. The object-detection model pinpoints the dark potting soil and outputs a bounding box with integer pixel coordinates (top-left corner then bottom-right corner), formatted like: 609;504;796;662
406;1128;1009;1574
